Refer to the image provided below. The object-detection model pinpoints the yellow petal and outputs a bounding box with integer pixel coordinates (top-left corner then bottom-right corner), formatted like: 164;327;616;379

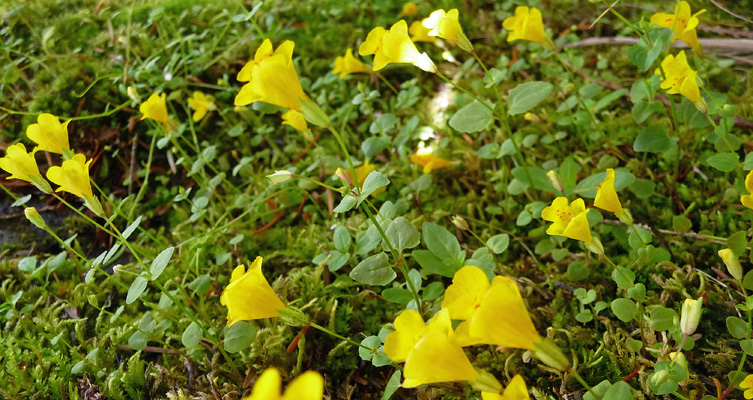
501;375;529;400
282;110;308;133
384;310;427;362
247;368;282;400
46;153;93;199
25;113;70;154
742;195;753;210
219;256;286;326
140;93;170;124
409;21;436;43
0;143;41;182
359;27;386;56
398;2;417;17
442;266;491;320
561;209;592;244
593;168;623;214
502;6;546;44
281;371;324;400
234;52;306;110
383;20;436;72
409;153;453;173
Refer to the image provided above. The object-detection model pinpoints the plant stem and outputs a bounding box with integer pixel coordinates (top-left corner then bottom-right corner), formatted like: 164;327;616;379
569;368;593;391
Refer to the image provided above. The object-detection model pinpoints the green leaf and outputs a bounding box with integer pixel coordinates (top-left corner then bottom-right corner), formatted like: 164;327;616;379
224;321;257;353
611;298;637;322
727;231;747;256
449;101;493;133
602;381;635;400
350;253;396;286
334;195;357;213
649;361;684;395
360;171;390;203
383;370;402;400
422;222;462;262
122;216;142;240
508;81;554;115
707;153;739;173
358;336;382;360
627;283;646;301
333;226;351;252
128;331;148;351
633;126;675;153
650;307;678;331
385;217;420;252
382;288;413;304
567;261;589;281
413;249;458;277
181;322;202;348
727;316;748;339
612;267;635;289
741;339;753;356
126;276;148;304
149;247;174;281
487;234;510;254
584;380;612;400
327;251;349;272
626;27;673;72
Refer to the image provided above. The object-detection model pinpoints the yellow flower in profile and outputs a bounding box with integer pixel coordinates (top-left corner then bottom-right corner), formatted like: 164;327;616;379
243;368;323;400
46;153;93;199
422;9;472;52
594;168;622;214
409;148;454;173
235;40;307;110
541;197;592;244
655;51;702;108
398;2;417;17
740;374;753;399
237;39;292;82
26;113;70;154
742;170;753;210
359;20;436;73
281;110;308;132
718;248;743;281
0;143;41;183
140;93;170;124
385;309;479;388
220;256;286;326
481;375;529;400
409;21;435;43
502;6;549;48
650;1;705;54
188;91;216;122
332;48;366;79
442;266;541;350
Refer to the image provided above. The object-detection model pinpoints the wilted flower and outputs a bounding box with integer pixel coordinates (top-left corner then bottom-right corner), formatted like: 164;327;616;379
24;207;47;230
541;197;592;244
656;51;704;111
243;368;323;400
502;6;550;49
140;93;170;124
46;153;93;199
409;148;454;173
409;21;436;43
26;113;70;154
332;48;367;79
220;256;286;326
267;170;294;185
650;1;705;54
422;9;472;52
546;170;563;194
188;91;216;122
235;40;307;110
282;110;308;132
398;2;417;17
359;20;436;73
481;375;529;400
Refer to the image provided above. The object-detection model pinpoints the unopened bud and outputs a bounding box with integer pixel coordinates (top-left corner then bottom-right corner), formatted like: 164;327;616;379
83;195;104;218
524;112;541;123
334;168;352;186
616;208;634;226
669;352;689;384
533;339;570;371
298;97;330;128
718;248;743;281
650;369;670;387
452;216;469;231
679;298;702;336
587;237;604;255
24;207;47;230
127;86;140;103
29;175;52;194
267;170;294;185
694;97;708;114
547;170;564;194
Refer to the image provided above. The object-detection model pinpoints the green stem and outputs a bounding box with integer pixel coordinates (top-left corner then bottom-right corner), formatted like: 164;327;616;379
569;368;593;391
376;72;399;95
671;392;691;400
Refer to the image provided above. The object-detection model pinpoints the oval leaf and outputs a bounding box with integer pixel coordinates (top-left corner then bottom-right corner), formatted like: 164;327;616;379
350;252;396;286
508;81;553;115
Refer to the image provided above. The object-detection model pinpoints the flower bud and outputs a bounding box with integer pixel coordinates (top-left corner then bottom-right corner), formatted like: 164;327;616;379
29;174;53;194
452;216;469;231
669;352;689;385
586;237;604;255
679;298;702;336
533;339;570;371
267;170;294;185
650;369;670;388
718;248;743;281
334;168;352;186
524;112;541;123
298;97;330;128
127;86;140;103
83;194;104;217
616;208;634;226
24;207;47;230
547;170;564;194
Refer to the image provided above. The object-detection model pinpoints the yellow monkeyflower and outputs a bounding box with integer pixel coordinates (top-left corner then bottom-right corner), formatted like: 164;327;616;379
422;9;472;52
481;375;529;400
650;1;705;54
740;374;753;399
332;48;367;79
398;2;417;17
385;309;479;388
237;39;292;82
502;7;551;49
656;51;703;109
359;20;436;73
742;170;753;210
235;40;307;110
243;368;323;400
282;110;308;133
409;148;454;173
442;266;541;350
46;153;93;199
140;93;170;124
0;143;42;183
409;21;435;43
188;91;216;122
26;113;70;154
220;256;286;326
541;197;592;244
594;168;622;214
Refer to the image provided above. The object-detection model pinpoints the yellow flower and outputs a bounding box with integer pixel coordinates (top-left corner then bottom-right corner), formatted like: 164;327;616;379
594;168;623;214
541;197;592;244
282;110;308;133
235;40;307;110
409;149;454;173
422;9;472;52
0;143;41;183
237;39;292;82
242;368;323;400
740;374;753;399
46;154;93;199
332;48;366;79
481;375;529;400
140;93;170;124
409;21;435;43
655;51;701;106
220;256;286;326
188;91;216;122
502;6;548;47
742;170;753;210
650;1;705;54
385;309;479;388
359;20;436;73
442;266;541;350
398;2;417;17
25;113;70;154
